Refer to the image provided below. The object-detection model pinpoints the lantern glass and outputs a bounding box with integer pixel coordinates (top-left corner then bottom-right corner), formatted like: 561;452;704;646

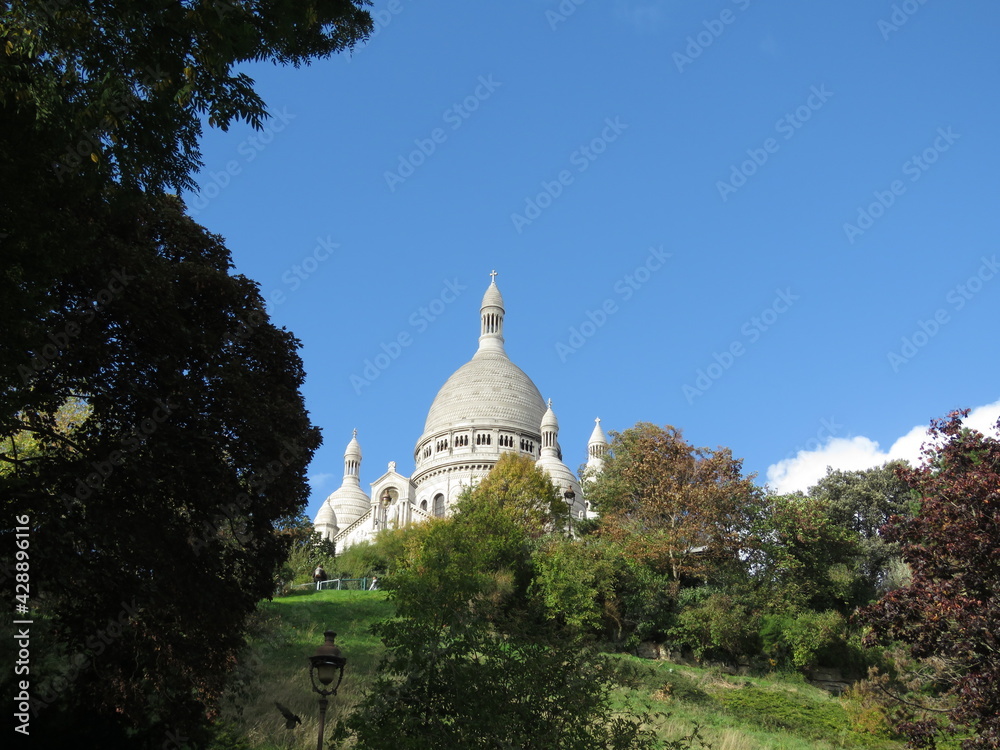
316;661;337;686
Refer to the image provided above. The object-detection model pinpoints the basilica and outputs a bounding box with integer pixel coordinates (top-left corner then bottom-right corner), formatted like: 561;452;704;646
313;273;609;552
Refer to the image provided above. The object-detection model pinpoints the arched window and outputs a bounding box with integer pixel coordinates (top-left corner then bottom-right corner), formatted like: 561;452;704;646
433;493;445;517
420;499;427;511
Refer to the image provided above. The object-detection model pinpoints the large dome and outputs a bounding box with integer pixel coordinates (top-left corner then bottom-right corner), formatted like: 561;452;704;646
421;349;546;438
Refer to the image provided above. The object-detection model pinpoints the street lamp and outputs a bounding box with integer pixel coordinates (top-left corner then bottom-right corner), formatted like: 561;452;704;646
375;489;391;529
308;630;347;750
564;488;576;532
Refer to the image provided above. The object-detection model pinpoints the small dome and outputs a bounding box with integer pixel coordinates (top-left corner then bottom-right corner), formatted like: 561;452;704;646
536;454;583;515
481;280;504;310
541;399;558;430
588;417;607;446
324;483;370;529
345;429;361;459
314;499;338;529
326;430;371;529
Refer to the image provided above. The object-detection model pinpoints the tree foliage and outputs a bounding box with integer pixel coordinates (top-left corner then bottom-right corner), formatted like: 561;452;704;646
859;411;1000;749
337;617;658;750
337;455;658;749
808;462;913;599
1;2;372;744
589;423;763;586
1;195;320;746
278;510;337;587
753;493;864;614
333;525;430;580
1;0;372;191
458;451;569;537
530;535;617;637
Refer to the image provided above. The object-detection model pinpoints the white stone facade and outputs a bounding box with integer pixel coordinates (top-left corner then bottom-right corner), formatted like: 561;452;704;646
314;274;607;553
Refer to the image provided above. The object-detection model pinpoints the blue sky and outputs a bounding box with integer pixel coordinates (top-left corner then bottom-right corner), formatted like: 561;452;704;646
187;1;999;519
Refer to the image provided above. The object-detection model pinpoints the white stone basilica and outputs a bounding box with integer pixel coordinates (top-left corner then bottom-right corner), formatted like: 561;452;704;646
313;273;609;553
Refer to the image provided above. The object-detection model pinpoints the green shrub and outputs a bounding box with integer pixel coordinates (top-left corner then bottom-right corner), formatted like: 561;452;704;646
760;609;847;670
629;660;713;705
670;591;759;661
335;524;429;578
718;686;850;739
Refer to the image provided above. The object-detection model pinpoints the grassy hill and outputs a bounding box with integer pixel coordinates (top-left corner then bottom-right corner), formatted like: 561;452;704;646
218;589;393;749
220;590;905;750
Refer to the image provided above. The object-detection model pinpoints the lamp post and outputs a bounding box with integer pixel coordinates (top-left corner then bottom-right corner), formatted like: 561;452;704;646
374;489;391;529
309;630;347;750
564;488;576;533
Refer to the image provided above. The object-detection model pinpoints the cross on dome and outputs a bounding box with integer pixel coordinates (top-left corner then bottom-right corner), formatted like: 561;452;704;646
489;269;498;282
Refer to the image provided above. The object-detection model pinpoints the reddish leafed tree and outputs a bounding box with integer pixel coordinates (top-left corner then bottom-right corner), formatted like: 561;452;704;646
859;410;1000;749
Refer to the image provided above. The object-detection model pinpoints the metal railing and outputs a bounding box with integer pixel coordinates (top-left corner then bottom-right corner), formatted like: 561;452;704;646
292;577;379;592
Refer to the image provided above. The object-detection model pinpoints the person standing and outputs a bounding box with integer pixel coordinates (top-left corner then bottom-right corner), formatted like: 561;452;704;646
313;566;327;589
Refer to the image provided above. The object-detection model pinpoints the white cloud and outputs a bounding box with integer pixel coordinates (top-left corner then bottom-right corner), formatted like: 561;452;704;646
766;400;1000;495
308;472;335;492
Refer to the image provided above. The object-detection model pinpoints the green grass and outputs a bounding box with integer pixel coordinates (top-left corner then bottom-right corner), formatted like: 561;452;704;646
221;591;906;750
218;589;392;750
621;659;905;750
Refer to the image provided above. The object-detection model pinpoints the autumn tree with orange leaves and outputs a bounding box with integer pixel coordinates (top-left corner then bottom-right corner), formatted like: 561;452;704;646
586;423;764;589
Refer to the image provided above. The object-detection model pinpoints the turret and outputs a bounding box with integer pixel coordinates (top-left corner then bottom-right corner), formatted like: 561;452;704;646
477;270;506;355
535;399;583;517
586;418;608;475
540;398;560;458
314;430;371;540
343;429;362;484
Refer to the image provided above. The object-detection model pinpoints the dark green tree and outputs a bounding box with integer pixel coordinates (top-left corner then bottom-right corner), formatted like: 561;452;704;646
808;462;913;599
1;195;320;747
754;493;864;614
1;3;371;745
1;0;373;192
1;0;372;420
